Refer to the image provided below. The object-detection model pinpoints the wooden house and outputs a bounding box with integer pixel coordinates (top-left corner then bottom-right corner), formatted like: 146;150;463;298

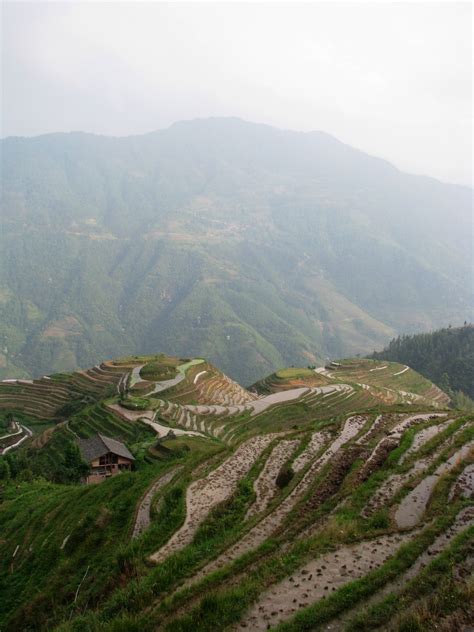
78;434;135;484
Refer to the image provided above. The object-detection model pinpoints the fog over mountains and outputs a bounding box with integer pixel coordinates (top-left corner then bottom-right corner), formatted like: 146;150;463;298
1;118;472;384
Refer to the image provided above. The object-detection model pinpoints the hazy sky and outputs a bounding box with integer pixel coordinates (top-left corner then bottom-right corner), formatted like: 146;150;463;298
1;1;472;185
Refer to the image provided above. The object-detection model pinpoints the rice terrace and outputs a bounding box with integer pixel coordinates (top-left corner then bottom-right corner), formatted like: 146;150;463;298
0;353;472;631
2;2;473;630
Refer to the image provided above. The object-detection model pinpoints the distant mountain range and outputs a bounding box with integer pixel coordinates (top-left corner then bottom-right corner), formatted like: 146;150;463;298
1;117;472;384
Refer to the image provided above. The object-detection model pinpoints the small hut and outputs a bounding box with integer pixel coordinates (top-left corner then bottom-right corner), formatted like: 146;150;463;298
78;434;134;484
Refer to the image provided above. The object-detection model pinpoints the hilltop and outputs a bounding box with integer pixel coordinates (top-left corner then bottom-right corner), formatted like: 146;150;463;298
1;118;473;384
1;352;472;631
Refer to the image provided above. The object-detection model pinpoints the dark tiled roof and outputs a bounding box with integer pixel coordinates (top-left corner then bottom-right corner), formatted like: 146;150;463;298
99;434;134;460
78;434;135;463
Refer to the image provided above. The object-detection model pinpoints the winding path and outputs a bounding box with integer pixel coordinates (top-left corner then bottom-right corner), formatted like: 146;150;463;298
0;424;32;454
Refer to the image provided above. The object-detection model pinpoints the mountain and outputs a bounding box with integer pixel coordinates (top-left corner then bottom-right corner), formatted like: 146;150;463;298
0;353;472;631
1;118;472;384
371;324;474;400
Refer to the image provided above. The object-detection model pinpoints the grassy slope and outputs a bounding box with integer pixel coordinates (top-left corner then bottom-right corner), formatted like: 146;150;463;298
0;436;225;631
0;355;469;631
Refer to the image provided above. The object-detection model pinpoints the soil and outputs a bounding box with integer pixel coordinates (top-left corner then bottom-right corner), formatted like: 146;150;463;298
235;531;413;631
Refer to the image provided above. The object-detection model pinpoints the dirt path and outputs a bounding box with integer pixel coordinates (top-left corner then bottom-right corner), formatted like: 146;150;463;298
246;440;300;519
235;531;414;630
187;416;367;584
393;365;409;376
395;441;474;528
107;403;204;438
149;434;278;563
0;424;32;455
0;420;23;442
132;467;182;539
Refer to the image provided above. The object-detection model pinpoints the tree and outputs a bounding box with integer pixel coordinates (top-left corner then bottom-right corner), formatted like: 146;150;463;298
0;458;10;481
54;444;90;484
438;372;452;396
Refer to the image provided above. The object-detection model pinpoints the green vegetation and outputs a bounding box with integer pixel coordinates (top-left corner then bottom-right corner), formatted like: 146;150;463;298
371;324;474;400
3;437;89;483
120;396;151;411
276;464;294;488
0;466;174;629
140;357;179;381
0;351;472;631
150;436;223;461
275;368;317;380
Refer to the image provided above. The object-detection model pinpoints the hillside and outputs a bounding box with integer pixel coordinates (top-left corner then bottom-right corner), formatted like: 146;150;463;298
1;118;473;384
1;353;472;631
371;325;474;400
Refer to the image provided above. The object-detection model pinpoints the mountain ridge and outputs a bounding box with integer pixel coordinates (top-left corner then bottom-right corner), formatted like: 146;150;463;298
4;115;473;187
1;117;472;384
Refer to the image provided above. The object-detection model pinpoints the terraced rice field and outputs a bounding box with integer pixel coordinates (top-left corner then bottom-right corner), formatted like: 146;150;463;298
101;404;468;632
1;356;471;632
0;361;133;419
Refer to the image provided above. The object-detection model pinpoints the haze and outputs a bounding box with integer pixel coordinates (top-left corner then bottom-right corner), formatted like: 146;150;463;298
1;1;472;186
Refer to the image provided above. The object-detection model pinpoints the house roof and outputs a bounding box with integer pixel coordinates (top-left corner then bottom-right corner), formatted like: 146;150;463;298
78;434;135;463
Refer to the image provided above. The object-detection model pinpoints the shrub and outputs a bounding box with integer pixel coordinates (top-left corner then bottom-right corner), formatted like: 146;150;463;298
276;465;294;489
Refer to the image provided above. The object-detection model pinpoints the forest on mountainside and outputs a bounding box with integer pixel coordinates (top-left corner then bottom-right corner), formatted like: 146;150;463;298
371;325;474;403
2;119;472;384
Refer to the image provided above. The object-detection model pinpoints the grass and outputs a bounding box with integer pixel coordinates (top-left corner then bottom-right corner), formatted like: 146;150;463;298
275;368;318;380
0;466;169;630
139;360;178;382
120;396;151;411
0;431;225;631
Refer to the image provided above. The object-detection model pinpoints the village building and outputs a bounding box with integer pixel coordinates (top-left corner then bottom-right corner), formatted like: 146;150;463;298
78;434;135;484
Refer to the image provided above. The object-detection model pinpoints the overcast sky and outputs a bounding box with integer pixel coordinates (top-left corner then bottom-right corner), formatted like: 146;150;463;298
1;1;472;185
